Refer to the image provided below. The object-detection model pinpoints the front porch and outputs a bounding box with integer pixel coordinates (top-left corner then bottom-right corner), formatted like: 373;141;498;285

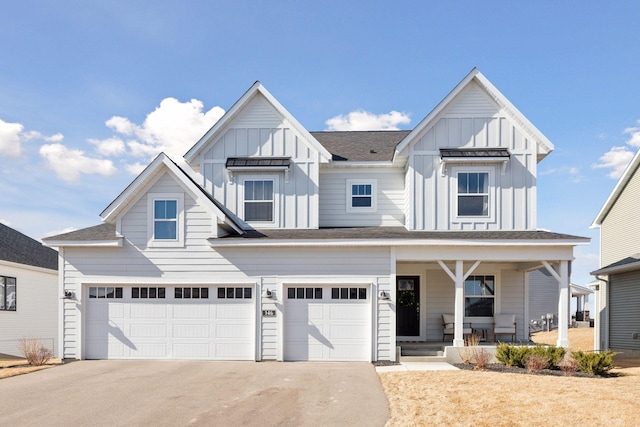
391;242;578;352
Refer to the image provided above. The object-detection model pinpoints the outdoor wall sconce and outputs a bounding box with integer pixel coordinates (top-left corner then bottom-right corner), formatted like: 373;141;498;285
262;289;275;299
63;290;75;299
379;290;390;301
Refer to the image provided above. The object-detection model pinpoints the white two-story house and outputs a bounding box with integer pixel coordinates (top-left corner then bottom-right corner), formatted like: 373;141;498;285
44;69;588;362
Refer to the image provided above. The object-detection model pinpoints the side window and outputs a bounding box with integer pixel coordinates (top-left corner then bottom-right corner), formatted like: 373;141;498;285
147;193;184;247
457;172;489;217
0;276;16;311
346;180;377;212
464;275;495;316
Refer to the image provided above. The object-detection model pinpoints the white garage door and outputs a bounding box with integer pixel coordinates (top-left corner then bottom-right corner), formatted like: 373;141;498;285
85;285;255;360
284;286;371;361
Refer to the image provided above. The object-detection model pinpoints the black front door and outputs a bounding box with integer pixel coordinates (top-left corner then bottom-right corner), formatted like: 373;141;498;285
396;276;420;336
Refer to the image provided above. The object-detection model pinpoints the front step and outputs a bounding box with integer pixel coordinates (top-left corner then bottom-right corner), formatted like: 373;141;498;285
400;355;447;363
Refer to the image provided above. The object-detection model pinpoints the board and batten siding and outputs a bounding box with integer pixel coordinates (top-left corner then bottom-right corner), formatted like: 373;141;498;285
407;116;536;231
319;168;405;227
609;270;640;353
197;94;321;229
0;261;58;357
600;165;640;266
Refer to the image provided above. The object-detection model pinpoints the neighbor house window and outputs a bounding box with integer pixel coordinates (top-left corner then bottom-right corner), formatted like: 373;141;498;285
147;193;184;247
243;179;274;222
457;172;489;216
346;179;377;212
0;276;16;311
464;275;494;317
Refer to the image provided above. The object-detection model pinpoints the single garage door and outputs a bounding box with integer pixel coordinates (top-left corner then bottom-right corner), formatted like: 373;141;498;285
85;285;255;360
284;285;371;361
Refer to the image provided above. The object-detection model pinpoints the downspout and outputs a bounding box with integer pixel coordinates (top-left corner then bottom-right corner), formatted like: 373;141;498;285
594;275;609;352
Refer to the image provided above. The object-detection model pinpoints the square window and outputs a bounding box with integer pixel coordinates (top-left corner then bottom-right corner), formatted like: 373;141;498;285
235;288;242;299
349;288;357;299
132;288;140;298
149;288;157;298
314;288;322;299
243;288;251;299
305;288;313;299
296;288;304;299
218;288;226;299
175;288;183;299
97;287;106;298
358;288;367;299
201;288;208;299
115;288;123;298
288;288;296;299
227;288;234;299
158;288;165;299
192;288;200;299
184;288;191;299
331;288;339;299
347;180;376;212
89;287;97;299
106;287;115;298
340;288;348;299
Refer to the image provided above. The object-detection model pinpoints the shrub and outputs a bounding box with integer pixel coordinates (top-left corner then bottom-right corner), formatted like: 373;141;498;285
525;354;550;373
571;350;616;376
19;338;53;366
530;345;566;369
558;354;579;376
496;343;532;368
458;334;481;364
472;348;491;370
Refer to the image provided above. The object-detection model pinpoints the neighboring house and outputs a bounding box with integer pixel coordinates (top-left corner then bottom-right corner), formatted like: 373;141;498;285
591;149;640;357
44;69;588;362
0;224;58;357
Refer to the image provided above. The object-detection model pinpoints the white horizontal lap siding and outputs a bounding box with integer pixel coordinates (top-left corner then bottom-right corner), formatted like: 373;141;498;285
319;168;405;227
600;167;640;266
609;271;640;351
0;263;57;357
500;269;525;340
423;268;454;341
528;269;559;325
409;115;536;231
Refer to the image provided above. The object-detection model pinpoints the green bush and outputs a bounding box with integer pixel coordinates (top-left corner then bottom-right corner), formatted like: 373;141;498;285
571;350;616;376
496;343;566;369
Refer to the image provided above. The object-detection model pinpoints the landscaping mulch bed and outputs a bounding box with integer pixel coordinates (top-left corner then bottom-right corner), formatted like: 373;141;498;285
454;362;602;378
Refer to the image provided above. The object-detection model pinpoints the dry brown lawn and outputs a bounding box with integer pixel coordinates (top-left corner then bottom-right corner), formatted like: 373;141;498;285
0;357;62;379
531;328;594;352
380;329;640;426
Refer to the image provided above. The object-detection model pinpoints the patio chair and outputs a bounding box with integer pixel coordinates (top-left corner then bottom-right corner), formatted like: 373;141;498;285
493;314;517;342
442;314;472;341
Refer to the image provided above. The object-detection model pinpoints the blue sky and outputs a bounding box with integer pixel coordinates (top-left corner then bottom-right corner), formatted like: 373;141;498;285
1;1;639;287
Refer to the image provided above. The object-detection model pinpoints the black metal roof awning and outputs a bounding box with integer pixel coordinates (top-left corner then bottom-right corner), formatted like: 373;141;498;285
440;148;510;158
225;157;291;168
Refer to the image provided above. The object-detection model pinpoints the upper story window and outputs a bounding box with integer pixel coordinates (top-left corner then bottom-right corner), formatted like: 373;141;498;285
240;175;279;227
0;276;16;311
147;193;184;247
244;180;274;222
346;179;377;213
457;172;489;217
464;275;495;317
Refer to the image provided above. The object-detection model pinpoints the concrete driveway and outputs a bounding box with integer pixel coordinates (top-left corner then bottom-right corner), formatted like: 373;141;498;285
0;360;390;426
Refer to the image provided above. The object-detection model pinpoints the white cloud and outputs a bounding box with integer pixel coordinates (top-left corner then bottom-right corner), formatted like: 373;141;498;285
39;143;117;182
624;123;640;147
0;218;12;227
592;146;635;179
325;110;411;131
0;119;24;157
89;137;127;156
102;97;225;163
22;131;64;142
125;162;147;175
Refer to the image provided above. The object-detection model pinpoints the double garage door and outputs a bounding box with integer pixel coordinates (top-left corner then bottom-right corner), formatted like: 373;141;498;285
84;284;371;361
84;285;255;360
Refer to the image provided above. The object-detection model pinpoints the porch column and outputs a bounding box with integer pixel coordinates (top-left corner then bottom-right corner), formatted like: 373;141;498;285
542;260;570;348
453;261;465;347
557;260;570;348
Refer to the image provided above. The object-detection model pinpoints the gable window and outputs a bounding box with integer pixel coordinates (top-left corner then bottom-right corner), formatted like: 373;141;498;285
464;275;494;317
457;172;489;216
0;276;16;311
346;179;377;212
147;193;184;247
241;177;278;225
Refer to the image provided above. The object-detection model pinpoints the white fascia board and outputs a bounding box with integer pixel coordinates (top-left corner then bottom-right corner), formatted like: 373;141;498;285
43;239;123;248
0;259;58;274
591;259;640;276
184;82;331;163
209;238;590;248
394;68;554;161
591;149;640;227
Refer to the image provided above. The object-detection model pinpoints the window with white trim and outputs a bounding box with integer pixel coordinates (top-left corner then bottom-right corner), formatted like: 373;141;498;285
464;275;494;317
147;193;184;247
457;172;489;216
346;179;377;212
240;176;279;226
0;276;16;311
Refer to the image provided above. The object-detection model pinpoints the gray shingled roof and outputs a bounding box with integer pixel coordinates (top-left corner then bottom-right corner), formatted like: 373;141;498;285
591;254;640;275
43;223;117;242
310;131;410;161
0;223;58;270
221;227;587;241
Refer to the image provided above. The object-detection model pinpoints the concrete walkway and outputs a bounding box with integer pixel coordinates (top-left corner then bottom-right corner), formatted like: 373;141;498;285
376;362;459;372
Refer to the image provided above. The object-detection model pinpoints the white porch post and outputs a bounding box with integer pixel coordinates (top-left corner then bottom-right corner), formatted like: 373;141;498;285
453;260;465;347
557;260;570;348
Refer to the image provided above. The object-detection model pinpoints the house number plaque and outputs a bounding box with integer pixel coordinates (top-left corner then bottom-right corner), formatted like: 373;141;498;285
262;310;276;317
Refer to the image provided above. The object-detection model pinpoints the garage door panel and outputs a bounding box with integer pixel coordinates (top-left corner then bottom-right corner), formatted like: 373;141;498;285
284;286;371;361
85;286;255;360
